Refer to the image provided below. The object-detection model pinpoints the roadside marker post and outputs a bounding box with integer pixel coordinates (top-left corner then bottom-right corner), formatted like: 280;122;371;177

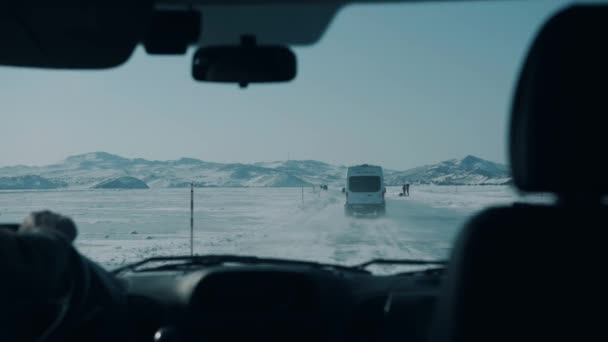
190;183;194;256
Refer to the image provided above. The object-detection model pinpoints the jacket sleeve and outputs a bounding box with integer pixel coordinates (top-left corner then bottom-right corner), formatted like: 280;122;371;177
0;229;130;341
0;229;78;340
0;230;72;300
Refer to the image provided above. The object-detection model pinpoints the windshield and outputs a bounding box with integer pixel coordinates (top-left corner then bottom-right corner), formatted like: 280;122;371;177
0;1;567;273
349;177;381;193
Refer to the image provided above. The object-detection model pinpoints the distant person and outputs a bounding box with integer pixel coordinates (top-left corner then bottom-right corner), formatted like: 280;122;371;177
405;183;410;196
402;184;406;196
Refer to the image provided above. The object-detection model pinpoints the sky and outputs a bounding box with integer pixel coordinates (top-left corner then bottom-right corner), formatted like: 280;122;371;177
0;0;571;170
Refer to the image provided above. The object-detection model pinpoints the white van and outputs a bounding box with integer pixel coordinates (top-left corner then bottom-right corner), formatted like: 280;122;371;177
344;164;386;216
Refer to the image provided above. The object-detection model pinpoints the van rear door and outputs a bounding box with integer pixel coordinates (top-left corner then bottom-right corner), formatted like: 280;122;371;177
347;176;383;204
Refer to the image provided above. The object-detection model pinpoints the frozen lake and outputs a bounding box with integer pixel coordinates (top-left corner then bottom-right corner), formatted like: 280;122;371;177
0;185;535;271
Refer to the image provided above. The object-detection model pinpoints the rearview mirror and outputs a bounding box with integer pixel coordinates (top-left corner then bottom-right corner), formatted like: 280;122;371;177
192;40;296;88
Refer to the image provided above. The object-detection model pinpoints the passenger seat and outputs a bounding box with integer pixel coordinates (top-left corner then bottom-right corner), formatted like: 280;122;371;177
430;5;608;342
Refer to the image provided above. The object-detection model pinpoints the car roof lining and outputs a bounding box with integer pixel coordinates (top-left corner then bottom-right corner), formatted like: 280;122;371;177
0;0;541;70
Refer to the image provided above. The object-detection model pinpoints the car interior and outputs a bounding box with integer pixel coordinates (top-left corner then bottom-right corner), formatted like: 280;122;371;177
1;1;606;341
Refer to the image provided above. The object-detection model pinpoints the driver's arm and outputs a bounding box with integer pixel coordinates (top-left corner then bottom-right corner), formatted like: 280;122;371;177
0;211;130;341
0;225;73;297
0;226;75;340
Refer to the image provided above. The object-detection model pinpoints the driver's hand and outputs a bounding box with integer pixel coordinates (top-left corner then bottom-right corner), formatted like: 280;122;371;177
19;210;78;243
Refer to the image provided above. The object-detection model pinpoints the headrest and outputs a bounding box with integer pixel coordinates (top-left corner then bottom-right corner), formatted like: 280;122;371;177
510;5;608;194
430;206;605;342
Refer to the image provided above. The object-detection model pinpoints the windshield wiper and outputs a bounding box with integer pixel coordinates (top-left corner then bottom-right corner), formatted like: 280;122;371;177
112;255;447;275
112;254;372;274
353;258;447;270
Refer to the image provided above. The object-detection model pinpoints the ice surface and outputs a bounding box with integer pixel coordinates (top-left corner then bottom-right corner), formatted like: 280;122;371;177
0;185;546;272
387;185;554;210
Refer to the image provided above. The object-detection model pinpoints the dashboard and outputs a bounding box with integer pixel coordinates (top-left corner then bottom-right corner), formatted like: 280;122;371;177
119;264;442;342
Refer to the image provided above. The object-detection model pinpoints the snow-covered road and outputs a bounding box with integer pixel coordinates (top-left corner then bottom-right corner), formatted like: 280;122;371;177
0;186;529;271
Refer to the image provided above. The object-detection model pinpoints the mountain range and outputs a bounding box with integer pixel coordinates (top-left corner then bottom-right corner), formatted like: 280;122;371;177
383;155;511;186
0;152;511;189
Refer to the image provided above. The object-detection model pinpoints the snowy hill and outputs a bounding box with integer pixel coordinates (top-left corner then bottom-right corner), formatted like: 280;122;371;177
93;177;149;189
0;152;510;189
0;152;317;189
384;155;510;185
254;160;347;185
0;175;67;190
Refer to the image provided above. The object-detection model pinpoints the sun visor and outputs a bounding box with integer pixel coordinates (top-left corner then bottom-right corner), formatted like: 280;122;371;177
0;0;152;69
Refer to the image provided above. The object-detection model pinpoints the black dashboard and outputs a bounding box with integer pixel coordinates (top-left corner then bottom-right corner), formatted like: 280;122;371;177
119;263;442;342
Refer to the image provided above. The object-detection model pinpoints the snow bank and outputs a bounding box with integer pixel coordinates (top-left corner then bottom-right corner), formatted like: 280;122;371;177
387;185;554;211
